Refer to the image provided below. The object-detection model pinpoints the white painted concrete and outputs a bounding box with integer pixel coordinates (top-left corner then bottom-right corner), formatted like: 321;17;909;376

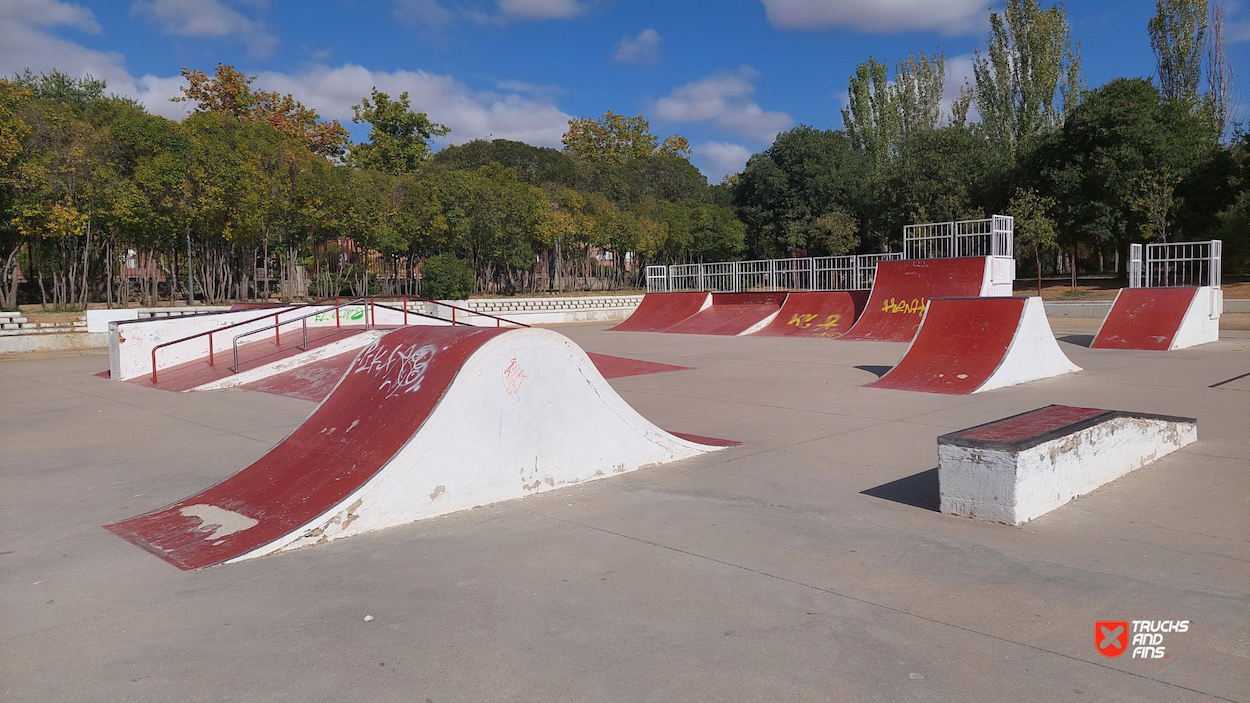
1170;286;1221;350
230;328;727;563
939;414;1197;524
736;309;782;336
987;256;1016;297
976;297;1082;393
0;331;107;354
186;330;386;392
109;304;440;381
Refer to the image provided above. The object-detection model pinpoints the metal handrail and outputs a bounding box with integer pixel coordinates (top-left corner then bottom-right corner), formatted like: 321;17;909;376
230;298;368;373
150;296;345;383
149;295;529;383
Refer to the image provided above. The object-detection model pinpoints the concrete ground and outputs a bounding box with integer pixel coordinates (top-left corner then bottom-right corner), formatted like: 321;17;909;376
1;320;1247;703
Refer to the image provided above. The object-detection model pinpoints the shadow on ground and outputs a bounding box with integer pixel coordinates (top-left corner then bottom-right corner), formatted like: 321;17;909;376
861;467;940;512
854;365;893;379
1057;334;1094;347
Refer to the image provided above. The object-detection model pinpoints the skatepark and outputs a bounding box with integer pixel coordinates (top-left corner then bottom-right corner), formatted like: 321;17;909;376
2;219;1247;702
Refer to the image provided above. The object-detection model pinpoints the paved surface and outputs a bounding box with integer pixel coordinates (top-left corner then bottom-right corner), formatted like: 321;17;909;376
2;320;1247;702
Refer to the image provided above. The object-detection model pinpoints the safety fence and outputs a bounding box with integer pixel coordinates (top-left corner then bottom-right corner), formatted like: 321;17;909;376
1130;240;1222;289
902;215;1014;260
645;215;1015;294
645;253;903;293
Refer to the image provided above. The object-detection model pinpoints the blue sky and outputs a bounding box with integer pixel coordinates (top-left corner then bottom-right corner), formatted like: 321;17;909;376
3;0;1248;180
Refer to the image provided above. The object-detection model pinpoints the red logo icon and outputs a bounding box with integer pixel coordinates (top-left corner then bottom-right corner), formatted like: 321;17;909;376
1096;621;1129;657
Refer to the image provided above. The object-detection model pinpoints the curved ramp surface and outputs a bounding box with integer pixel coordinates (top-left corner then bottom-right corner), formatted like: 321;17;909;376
610;292;710;332
1091;286;1219;351
753;291;869;338
840;257;992;342
868;297;1080;395
663;292;786;336
106;326;723;569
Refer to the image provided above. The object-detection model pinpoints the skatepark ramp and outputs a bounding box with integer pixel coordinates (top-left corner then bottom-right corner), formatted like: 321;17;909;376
839;257;996;342
663;292;786;336
105;326;726;569
1091;287;1221;350
868;297;1080;394
1093;240;1223;351
609;292;710;332
752;291;869;338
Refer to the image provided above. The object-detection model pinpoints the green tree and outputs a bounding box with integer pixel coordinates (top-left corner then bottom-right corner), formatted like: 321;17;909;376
1149;0;1207;103
561;111;688;165
1008;187;1058;295
1023;78;1220;280
420;253;473;299
734;126;867;257
973;0;1083;159
351;89;449;175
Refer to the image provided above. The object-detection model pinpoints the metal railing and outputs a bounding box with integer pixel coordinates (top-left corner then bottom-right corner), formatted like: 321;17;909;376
903;215;1013;260
150;296;527;383
1130;240;1222;289
646;253;904;294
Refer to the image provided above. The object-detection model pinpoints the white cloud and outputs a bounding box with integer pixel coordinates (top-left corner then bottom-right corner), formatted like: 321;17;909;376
759;0;985;34
495;0;584;20
254;64;572;147
392;0;453;30
0;0;126;85
130;0;278;55
612;28;660;64
693;141;753;181
941;53;978;123
653;66;791;143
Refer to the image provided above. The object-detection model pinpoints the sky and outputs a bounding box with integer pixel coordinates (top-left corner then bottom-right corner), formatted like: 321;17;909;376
3;0;1249;181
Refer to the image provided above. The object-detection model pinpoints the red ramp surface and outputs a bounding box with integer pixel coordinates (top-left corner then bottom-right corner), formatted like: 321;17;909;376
611;292;709;332
106;326;726;570
106;327;508;570
246;350;689;403
753;291;869;338
1091;287;1198;351
868;297;1079;395
663;292;786;336
840;257;990;342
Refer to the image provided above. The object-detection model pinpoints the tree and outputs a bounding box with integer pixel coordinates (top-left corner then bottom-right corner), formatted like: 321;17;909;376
1149;0;1207;103
12;69;106;116
351;89;449;175
561;111;687;164
734;126;867;257
973;0;1083;159
842;58;896;167
0;80;32;309
1205;1;1236;141
843;52;949;166
1022;78;1220;280
174;64;350;157
1008;187;1058;295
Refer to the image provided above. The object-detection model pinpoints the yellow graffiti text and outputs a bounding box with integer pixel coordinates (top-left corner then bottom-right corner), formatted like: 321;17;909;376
881;297;927;315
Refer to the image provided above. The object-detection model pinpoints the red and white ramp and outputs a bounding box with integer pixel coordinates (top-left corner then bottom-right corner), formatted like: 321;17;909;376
662;292;786;336
840;257;995;342
610;292;710;332
867;297;1080;394
105;326;725;569
1091;286;1221;351
751;291;869;338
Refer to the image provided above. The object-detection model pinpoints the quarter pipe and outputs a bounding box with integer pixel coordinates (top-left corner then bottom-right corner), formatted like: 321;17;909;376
840;257;994;342
1091;286;1221;351
867;297;1080;394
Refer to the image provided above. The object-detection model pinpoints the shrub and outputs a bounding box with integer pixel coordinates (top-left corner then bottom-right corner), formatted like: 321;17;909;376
420;254;474;300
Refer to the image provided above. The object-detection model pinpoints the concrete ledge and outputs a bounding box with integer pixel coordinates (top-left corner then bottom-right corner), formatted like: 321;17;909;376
0;331;108;353
938;405;1197;525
